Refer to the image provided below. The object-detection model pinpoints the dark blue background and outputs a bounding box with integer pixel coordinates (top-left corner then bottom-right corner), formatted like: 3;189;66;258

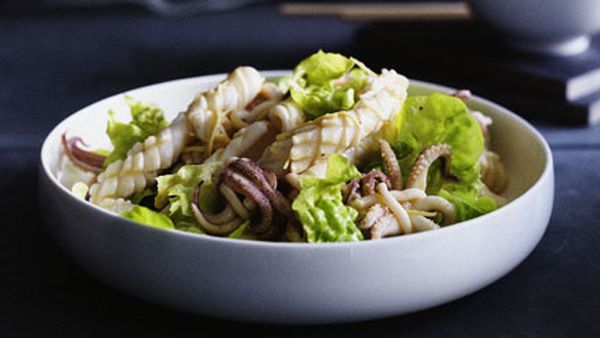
1;3;600;337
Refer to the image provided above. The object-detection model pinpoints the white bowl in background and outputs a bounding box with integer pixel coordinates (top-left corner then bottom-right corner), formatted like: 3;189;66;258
467;0;600;56
39;72;554;324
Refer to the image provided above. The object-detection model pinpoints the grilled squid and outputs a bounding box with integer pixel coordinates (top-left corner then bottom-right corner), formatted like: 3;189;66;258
267;100;306;133
258;69;408;176
88;67;265;213
56;134;105;190
406;144;454;191
88;113;190;212
188;66;264;156
61;134;106;173
479;150;508;194
191;158;295;239
351;141;457;239
379;139;402;189
229;82;284;130
204;121;278;163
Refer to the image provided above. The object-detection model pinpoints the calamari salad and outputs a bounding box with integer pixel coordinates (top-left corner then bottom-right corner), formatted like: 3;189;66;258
57;51;508;242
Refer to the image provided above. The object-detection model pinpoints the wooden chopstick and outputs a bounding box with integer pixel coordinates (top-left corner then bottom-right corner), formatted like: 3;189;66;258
279;2;472;21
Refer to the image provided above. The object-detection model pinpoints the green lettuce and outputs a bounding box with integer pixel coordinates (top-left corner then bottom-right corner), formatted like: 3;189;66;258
292;154;363;243
392;93;484;190
122;205;174;230
173;220;205;235
93;149;111;157
104;97;169;167
70;182;89;199
388;93;496;221
438;184;497;222
227;220;251;239
295;50;354;84
288;50;369;118
155;162;222;219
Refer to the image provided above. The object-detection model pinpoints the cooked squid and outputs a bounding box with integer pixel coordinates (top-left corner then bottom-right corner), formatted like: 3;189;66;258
56;149;97;191
259;69;408;176
349;141;457;239
88;113;189;211
479;150;508;194
229;82;284;129
57;51;506;243
188;66;264;156
267;100;306;132
205;120;278;163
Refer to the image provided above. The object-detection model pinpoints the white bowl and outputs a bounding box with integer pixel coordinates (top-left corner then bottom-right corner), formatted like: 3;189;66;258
467;0;600;56
39;72;554;324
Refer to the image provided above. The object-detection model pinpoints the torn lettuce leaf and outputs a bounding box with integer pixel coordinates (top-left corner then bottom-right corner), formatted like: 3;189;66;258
288;50;369;118
292;154;363;243
294;49;354;84
290;83;356;118
93;148;112;157
103;97;170;167
438;184;497;222
155;162;222;219
70;182;89;199
122;205;174;230
386;93;496;219
227;220;251;239
174;220;205;235
391;93;485;191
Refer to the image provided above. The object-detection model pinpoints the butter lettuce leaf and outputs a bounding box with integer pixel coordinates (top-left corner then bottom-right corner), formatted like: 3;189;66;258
438;184;497;222
294;50;354;85
393;93;485;191
292;154;363;243
289;51;369;118
227;220;252;239
174;220;205;235
155;162;222;218
122;205;174;230
290;83;356;118
388;93;496;220
104;97;169;167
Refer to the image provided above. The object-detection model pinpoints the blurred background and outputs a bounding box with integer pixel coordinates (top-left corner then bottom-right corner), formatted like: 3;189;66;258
2;1;600;337
3;0;600;143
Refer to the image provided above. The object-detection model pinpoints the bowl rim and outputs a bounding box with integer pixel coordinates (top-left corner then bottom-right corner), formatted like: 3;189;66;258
40;71;554;250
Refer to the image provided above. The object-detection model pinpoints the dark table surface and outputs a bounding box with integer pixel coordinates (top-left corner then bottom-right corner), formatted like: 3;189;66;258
2;3;600;337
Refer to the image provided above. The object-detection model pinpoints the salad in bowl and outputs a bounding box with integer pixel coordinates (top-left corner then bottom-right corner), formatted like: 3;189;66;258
56;51;508;243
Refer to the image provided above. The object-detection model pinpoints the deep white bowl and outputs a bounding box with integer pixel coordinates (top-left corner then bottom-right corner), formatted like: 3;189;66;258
39;72;554;324
467;0;600;56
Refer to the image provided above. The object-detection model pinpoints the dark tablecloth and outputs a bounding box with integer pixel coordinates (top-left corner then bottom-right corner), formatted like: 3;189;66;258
1;4;599;337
